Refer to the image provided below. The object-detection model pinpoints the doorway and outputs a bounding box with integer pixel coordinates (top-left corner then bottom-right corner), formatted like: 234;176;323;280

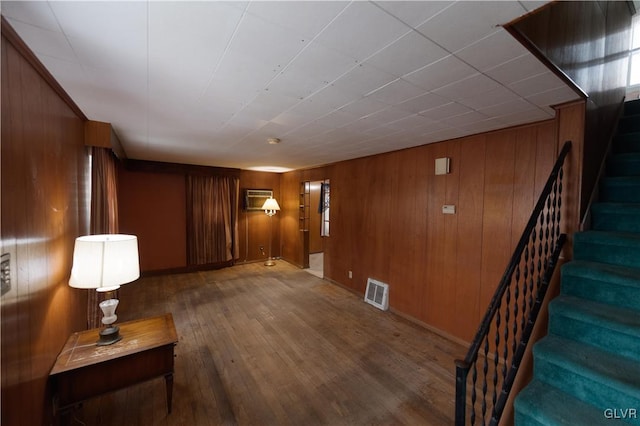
305;180;329;278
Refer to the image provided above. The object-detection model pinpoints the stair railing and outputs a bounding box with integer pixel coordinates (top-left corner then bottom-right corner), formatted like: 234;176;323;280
454;141;572;426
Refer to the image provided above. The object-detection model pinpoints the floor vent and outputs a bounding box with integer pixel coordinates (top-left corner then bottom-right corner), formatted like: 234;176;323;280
364;278;389;311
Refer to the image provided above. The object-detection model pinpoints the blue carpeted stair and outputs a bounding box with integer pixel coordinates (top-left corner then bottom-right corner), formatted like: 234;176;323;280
515;99;640;425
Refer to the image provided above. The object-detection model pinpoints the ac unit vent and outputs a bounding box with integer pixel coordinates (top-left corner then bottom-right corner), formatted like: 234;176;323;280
364;278;389;311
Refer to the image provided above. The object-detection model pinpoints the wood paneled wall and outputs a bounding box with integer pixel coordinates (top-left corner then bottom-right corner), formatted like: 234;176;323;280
294;119;564;343
238;170;281;263
509;0;632;219
118;167;187;272
118;167;281;272
1;30;89;425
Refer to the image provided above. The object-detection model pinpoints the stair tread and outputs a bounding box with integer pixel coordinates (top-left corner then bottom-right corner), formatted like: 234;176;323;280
602;176;640;184
550;295;640;336
591;202;640;212
562;260;640;288
515;379;617;426
575;230;640;245
534;335;640;397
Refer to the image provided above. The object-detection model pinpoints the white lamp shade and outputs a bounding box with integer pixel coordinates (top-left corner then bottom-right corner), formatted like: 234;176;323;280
261;197;280;211
69;234;140;291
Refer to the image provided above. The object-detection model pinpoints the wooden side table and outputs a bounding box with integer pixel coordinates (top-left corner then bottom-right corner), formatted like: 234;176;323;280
50;313;178;422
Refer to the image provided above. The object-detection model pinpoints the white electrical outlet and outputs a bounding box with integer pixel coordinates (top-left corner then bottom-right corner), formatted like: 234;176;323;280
348;270;353;279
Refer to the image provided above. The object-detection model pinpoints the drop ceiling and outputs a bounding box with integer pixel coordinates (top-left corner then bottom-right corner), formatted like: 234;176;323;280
1;1;579;172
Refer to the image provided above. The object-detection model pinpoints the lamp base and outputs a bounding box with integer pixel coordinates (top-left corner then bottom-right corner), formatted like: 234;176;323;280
264;258;276;267
97;325;122;346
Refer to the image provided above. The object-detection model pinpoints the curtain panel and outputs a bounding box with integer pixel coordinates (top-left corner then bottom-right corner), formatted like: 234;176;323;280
88;147;120;328
186;175;239;265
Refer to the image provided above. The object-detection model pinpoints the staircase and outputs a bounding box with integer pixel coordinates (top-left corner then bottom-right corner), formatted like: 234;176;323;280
514;99;640;425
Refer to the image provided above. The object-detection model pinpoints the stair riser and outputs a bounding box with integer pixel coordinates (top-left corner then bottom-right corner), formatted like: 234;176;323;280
625;100;640;116
600;183;640;203
613;128;640;154
534;357;640;412
592;211;640;233
607;157;640;176
548;313;640;362
618;115;640;134
573;240;640;269
562;274;640;312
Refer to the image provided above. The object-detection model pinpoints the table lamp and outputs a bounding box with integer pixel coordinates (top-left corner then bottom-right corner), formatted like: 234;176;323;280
69;234;140;345
261;197;280;266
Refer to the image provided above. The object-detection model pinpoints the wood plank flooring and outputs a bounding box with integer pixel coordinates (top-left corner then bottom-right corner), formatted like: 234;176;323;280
75;261;466;425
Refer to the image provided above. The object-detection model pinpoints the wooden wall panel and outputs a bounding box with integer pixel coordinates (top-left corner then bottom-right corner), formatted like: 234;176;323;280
118;168;187;272
479;131;516;314
509;0;632;218
238;170;281;263
117;168;281;272
290;117;568;343
453;135;486;341
1;33;89;425
280;170;303;267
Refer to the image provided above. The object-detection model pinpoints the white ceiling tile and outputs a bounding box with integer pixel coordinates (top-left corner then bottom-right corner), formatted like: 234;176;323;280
2;1;60;32
305;86;356;111
419;102;472;120
313;110;359;129
526;86;580;108
416;1;527;52
246;1;347;39
332;63;396;97
338;97;389;119
508;71;566;97
374;1;455;28
459;117;507;134
365;78;425;105
4;0;571;171
230;13;309;73
520;1;549;12
363;107;414;125
385;114;435;130
267;70;327;100
403;55;476;91
396;92;450;113
478;99;537;118
285;43;358;85
7;19;76;62
485;53;550;86
365;30;448;77
457;86;520;110
454;29;528;72
313;1;410;61
422;127;468;142
433;73;503;101
49;1;148;40
442;110;489;127
499;108;553;125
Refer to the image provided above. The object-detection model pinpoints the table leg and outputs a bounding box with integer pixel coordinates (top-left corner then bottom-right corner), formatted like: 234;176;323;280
165;373;174;414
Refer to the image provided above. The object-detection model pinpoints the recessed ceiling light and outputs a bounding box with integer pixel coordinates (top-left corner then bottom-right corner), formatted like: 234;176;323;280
267;137;281;145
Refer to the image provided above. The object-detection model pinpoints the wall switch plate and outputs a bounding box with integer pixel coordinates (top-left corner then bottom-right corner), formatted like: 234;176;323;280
348;270;353;279
1;253;11;296
442;205;456;215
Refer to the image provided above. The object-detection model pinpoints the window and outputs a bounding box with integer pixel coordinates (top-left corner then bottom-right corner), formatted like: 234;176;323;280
628;13;640;87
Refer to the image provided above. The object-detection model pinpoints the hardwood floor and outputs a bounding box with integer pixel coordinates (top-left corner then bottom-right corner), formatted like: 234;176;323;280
76;261;466;425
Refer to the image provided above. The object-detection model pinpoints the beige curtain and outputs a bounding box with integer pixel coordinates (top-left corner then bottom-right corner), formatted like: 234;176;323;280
187;175;239;265
88;147;119;328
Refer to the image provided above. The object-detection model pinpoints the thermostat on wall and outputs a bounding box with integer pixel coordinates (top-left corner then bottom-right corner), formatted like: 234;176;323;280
435;157;450;175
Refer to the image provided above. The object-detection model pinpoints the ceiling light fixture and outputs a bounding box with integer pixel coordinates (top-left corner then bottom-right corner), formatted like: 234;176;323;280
267;137;281;145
